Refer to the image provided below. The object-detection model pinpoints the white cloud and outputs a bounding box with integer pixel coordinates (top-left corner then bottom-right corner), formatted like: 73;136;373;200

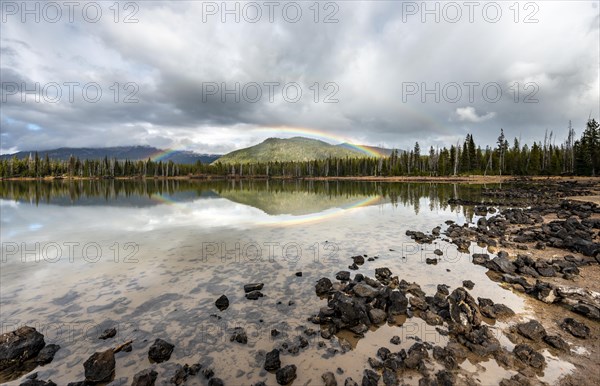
455;107;497;123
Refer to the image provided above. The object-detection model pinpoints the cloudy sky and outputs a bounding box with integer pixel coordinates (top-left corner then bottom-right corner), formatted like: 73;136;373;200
1;1;599;154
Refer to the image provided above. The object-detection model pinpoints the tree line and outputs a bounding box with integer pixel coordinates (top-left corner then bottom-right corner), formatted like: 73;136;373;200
1;118;598;179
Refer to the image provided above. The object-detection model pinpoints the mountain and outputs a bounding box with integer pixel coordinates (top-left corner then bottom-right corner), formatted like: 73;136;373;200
0;146;221;164
215;137;389;164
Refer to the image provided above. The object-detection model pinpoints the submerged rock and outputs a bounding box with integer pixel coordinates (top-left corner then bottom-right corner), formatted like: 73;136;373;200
84;349;115;382
131;368;158;386
244;283;264;293
245;291;264;300
99;327;117;340
148;338;174;363
215;295;229;311
36;344;60;364
230;327;248;344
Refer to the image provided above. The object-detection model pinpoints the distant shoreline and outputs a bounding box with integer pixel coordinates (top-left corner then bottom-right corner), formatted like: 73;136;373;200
3;175;600;184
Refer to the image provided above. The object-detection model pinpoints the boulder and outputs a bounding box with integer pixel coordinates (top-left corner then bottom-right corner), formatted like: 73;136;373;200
560;318;590;339
84;349;115;382
0;326;45;370
244;283;264;293
513;344;545;369
276;364;297;385
353;283;379;298
36;344;60;364
131;368;158;386
264;349;281;371
516;320;547;342
543;335;569;351
215;295;229;311
148;339;174;363
316;278;333;296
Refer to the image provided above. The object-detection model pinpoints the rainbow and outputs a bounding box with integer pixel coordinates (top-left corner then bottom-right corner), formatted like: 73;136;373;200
149;149;180;162
258;194;383;227
150;193;178;206
256;126;387;158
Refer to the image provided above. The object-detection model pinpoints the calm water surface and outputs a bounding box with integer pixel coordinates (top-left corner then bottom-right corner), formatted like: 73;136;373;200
0;180;574;385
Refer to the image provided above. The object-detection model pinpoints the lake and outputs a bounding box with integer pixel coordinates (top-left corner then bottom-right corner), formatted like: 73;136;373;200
0;179;574;385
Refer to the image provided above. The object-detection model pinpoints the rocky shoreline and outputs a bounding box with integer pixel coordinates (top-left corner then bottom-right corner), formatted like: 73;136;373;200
1;180;599;385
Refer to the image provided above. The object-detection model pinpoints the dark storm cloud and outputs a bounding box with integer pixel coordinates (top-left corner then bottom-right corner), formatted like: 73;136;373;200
1;1;598;154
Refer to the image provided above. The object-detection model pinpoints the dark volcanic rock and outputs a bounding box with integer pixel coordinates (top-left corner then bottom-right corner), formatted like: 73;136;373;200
131;368;158;386
436;370;456;386
84;349;115;382
244;283;264;293
368;308;387;325
353;283;379;298
516;320;547;342
458;325;501;356
0;326;45;370
276;364;297;385
36;344;60;364
336;271;351;281
433;346;458;370
422;310;443;326
472;254;490;265
382;368;397;386
264;349;281;371
561;318;590;339
388;291;408;315
215;295;229;311
230;327;248;344
316;278;333;296
361;369;380;386
488;255;516;274
543;335;569;351
448;288;481;333
322;371;337;386
352;255;365;265
246;291;264;300
148;339;174;363
462;280;475;290
375;267;393;285
513;344;545;369
99;327;117;340
208;378;224;386
404;343;428;369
